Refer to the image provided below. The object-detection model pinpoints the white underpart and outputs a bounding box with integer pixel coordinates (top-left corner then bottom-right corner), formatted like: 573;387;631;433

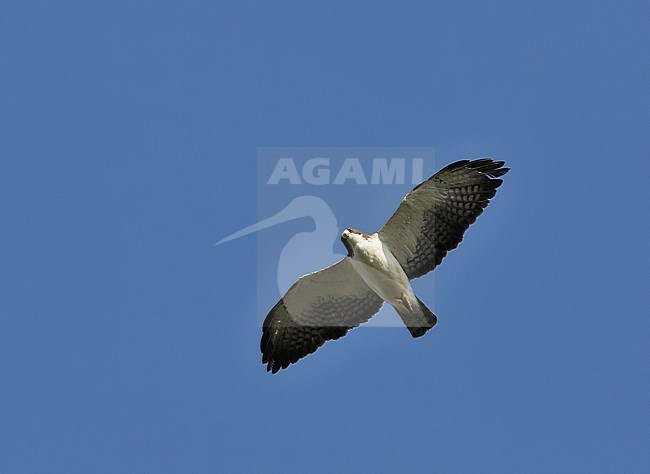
344;231;418;313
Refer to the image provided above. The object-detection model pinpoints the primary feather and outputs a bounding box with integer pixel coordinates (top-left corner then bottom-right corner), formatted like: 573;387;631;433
261;158;509;372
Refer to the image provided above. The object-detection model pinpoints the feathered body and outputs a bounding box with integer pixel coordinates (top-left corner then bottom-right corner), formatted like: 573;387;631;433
343;229;436;337
259;158;510;373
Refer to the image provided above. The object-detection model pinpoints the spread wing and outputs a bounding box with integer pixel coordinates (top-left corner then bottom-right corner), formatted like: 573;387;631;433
379;158;509;280
261;258;384;373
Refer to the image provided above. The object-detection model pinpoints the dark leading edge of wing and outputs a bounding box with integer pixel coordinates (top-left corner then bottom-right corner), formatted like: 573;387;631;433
379;159;509;280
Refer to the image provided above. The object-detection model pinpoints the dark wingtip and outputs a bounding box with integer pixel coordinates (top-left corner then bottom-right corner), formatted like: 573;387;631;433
437;158;510;180
490;167;510;178
466;158;510;178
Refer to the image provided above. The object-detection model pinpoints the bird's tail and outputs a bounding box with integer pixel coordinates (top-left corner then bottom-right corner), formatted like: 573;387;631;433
394;297;438;338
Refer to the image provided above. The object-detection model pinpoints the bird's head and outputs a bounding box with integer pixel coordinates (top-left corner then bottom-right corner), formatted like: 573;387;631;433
341;228;365;257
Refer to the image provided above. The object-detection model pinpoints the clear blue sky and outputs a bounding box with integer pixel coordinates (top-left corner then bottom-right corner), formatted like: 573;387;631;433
1;1;649;472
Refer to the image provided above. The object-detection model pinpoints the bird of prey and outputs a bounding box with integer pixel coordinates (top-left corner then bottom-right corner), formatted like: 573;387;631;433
261;158;509;373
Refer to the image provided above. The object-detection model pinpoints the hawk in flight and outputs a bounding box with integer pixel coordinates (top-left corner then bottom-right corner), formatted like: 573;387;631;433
261;159;509;373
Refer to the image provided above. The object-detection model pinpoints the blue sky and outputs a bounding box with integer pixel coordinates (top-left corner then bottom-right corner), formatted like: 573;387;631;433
1;1;649;472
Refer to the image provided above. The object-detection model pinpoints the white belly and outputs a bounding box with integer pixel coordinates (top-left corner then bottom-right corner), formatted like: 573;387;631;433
348;234;415;306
